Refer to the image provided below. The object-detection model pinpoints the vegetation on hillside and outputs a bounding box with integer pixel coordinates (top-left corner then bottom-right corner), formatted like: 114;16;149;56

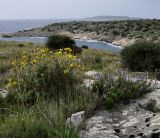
14;19;160;43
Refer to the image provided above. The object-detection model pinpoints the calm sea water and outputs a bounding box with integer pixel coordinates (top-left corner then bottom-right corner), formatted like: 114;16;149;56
0;20;123;53
0;19;69;34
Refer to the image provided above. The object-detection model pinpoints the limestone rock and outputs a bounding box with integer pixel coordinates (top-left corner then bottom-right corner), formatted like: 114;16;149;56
0;89;8;98
83;79;95;88
66;111;85;127
84;71;102;79
138;89;160;112
79;102;160;138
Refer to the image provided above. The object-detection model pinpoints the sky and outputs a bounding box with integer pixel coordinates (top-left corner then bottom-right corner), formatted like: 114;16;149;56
0;0;160;20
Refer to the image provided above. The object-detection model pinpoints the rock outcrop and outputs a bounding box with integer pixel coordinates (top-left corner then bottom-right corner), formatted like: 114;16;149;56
79;89;160;138
66;111;85;127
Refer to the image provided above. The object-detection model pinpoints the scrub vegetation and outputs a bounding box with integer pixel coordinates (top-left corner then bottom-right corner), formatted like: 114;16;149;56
13;19;160;45
0;36;157;137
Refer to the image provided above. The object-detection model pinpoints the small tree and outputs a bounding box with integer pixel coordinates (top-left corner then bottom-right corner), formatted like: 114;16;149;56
46;35;81;54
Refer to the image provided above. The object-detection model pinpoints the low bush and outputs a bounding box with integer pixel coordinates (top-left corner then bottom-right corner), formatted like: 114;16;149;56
121;41;160;72
46;35;81;54
81;45;88;49
92;71;153;108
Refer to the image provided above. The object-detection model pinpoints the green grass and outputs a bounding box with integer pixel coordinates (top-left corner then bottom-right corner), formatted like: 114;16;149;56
0;98;97;138
80;49;120;72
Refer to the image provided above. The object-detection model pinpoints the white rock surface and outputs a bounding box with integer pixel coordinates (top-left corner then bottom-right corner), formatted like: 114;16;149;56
84;71;102;79
0;89;8;98
66;111;85;127
79;89;160;138
138;89;160;112
83;79;95;88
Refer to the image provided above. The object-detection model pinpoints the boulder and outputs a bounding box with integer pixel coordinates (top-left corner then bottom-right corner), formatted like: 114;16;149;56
66;111;85;127
138;89;160;112
0;89;8;98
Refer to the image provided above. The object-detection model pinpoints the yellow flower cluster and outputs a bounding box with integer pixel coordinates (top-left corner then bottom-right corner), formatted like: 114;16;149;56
6;79;17;90
7;47;84;89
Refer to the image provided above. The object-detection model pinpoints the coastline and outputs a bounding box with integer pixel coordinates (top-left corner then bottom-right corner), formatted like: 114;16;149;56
11;31;134;47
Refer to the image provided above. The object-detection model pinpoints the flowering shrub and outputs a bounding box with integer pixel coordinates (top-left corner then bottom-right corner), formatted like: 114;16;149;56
92;71;153;108
6;48;84;104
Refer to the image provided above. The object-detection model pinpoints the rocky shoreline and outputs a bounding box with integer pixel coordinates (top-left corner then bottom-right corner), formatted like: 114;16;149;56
10;31;135;47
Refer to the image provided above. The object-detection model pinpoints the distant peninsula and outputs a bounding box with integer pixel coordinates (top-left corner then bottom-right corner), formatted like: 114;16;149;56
11;17;160;46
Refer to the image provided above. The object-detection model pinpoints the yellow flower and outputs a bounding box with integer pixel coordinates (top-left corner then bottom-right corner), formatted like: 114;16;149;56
22;56;26;59
40;49;48;53
6;79;17;89
31;59;38;64
35;56;40;59
20;61;27;67
23;51;27;54
64;69;69;74
11;60;17;65
69;64;73;68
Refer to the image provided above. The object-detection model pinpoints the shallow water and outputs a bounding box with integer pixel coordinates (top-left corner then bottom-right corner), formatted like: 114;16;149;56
0;36;123;53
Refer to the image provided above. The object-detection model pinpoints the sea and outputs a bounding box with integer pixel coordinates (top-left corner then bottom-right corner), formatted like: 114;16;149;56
0;19;123;53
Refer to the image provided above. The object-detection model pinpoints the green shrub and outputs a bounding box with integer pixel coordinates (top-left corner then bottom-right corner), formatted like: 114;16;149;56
81;45;88;49
46;35;81;54
121;41;160;72
17;43;25;48
92;72;153;108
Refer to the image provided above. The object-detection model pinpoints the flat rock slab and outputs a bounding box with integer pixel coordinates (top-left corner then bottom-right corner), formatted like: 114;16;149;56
79;90;160;138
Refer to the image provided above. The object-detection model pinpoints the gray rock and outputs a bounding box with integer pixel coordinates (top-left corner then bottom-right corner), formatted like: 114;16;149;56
138;89;160;112
84;71;102;79
83;79;95;88
79;100;160;138
0;89;8;98
66;111;85;127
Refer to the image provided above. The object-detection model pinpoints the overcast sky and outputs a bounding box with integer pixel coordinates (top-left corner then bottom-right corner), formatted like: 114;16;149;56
0;0;159;20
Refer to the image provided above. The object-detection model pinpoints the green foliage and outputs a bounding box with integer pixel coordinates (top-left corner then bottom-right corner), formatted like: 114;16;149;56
121;41;160;72
92;72;153;108
46;35;81;54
